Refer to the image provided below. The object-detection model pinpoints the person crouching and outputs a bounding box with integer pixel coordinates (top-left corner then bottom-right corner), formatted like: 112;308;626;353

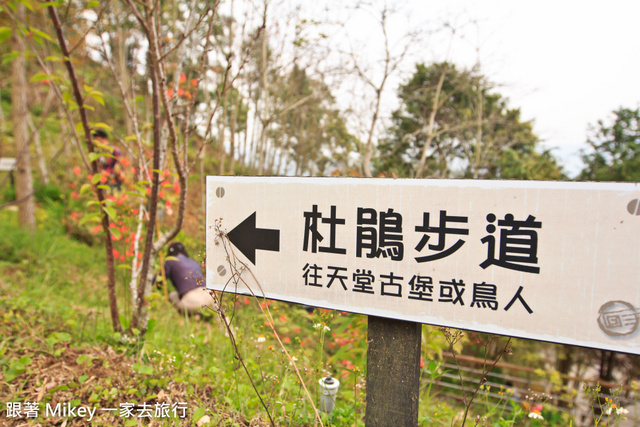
163;242;216;314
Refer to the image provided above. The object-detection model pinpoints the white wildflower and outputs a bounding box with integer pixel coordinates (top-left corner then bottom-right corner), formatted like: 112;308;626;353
257;335;266;343
314;323;330;332
528;412;544;420
605;404;628;415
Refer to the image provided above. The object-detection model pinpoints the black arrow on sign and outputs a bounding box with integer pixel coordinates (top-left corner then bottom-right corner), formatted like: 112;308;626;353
227;212;280;265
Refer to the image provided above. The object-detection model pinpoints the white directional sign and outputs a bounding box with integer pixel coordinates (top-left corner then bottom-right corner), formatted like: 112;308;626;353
206;176;640;354
0;158;16;171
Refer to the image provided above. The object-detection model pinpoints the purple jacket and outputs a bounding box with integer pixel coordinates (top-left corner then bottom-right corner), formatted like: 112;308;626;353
164;254;204;297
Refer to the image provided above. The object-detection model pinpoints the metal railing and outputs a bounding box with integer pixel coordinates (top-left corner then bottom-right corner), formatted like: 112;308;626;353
427;352;640;426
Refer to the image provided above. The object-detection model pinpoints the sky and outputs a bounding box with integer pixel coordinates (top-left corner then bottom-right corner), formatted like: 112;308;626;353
337;0;640;177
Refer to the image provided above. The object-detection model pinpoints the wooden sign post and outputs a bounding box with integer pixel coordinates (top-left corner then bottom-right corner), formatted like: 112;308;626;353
206;176;640;424
366;316;421;426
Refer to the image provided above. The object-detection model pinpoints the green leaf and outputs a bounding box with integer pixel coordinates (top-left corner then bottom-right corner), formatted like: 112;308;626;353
87;91;105;106
15;356;32;368
46;332;60;347
133;184;146;195
92;122;113;132
103;205;116;220
91;174;102;185
2;51;20;66
38;2;60;8
110;227;121;239
137;364;154;375
56;332;71;342
125;191;144;199
44;55;61;62
117;264;132;270
75;121;85;136
29;27;54;42
94;140;114;153
88;152;101;162
78;375;89;383
0;27;12;44
4;366;25;382
19;0;34;12
79;183;92;195
29;72;53;83
78;212;100;226
76;354;93;365
87;0;100;7
193;407;206;421
50;385;69;393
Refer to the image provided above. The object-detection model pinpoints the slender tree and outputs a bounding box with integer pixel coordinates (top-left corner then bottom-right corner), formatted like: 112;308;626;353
11;3;35;229
346;2;415;178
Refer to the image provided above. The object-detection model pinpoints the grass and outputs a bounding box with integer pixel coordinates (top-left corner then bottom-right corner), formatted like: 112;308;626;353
0;206;369;426
0;202;602;426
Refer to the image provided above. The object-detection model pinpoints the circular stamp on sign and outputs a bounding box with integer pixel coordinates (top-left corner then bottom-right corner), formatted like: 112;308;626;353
597;301;639;337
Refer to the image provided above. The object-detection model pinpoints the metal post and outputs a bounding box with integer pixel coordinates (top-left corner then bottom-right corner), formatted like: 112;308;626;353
365;315;421;426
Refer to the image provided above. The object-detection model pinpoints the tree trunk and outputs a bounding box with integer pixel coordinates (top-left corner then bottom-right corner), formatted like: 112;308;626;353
218;92;227;175
131;6;163;332
27;115;49;185
226;4;237;175
229;93;240;174
416;70;446;178
473;81;483;179
12;3;35;230
115;1;133;136
257;3;268;175
599;350;616;396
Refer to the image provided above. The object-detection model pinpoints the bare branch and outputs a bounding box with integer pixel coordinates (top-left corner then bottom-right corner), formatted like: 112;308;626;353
47;4;122;333
160;3;214;60
69;3;108;54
